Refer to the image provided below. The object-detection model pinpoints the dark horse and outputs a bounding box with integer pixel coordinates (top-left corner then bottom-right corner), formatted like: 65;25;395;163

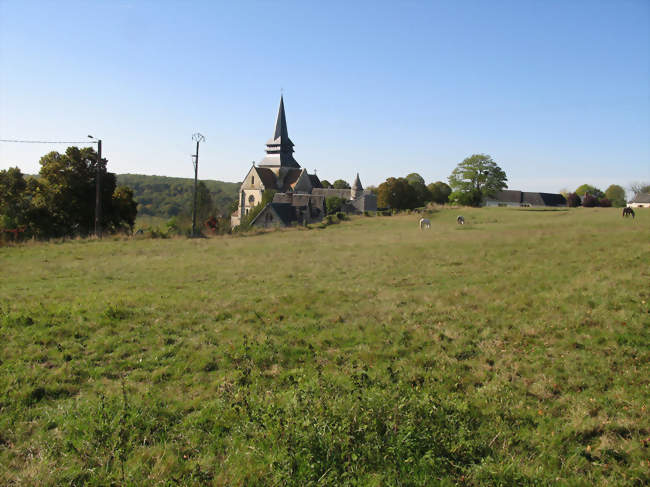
622;207;635;218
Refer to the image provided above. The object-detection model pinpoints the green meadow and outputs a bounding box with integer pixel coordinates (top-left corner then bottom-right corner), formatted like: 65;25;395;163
0;208;648;486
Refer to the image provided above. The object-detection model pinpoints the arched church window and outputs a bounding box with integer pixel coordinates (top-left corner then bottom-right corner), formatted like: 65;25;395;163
248;194;255;204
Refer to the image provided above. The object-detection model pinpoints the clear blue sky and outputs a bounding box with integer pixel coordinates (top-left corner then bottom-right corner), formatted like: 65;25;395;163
1;0;648;194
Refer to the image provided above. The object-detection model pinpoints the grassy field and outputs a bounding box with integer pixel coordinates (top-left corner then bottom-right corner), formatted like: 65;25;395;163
0;208;648;486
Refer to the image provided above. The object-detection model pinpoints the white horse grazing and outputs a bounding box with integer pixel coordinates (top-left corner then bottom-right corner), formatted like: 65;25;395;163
457;215;465;225
419;218;431;230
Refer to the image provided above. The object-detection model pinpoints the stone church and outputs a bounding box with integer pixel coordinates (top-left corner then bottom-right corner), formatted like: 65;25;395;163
231;97;376;228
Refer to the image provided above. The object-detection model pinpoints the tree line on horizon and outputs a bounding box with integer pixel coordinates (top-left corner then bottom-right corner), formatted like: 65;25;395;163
354;154;509;211
3;147;647;241
562;183;648;208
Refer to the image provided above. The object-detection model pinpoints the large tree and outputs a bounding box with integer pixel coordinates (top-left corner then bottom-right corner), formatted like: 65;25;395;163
575;184;604;199
377;177;419;210
0;167;31;232
405;173;431;206
427;181;452;205
448;154;507;206
332;179;350;189
36;146;137;236
604;184;626;207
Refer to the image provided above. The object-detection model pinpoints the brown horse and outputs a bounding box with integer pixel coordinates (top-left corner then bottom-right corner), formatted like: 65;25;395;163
622;207;635;218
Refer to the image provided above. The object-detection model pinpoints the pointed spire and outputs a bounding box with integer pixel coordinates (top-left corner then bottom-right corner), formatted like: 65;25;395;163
351;173;363;199
272;95;290;142
260;95;300;168
352;173;363;190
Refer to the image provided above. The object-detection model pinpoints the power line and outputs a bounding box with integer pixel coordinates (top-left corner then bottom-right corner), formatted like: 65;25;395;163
0;139;98;144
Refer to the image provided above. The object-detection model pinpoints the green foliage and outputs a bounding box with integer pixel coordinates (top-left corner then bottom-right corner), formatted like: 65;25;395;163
0;167;31;233
335;211;347;220
449;188;482;206
575;184;604;199
566;192;581;207
598;197;612;207
404;173;432;206
325;196;344;215
427;181;452;204
324;214;339;225
405;172;425;186
332;179;350;189
377;177;419;210
0;148;137;239
448;154;507;206
582;193;598;207
116;174;239;219
111;186;138;233
320;179;332;189
0;208;647;484
605;185;626;207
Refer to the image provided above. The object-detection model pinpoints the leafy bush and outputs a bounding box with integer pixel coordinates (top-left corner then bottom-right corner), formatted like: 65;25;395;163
335;211;347;220
325;214;339;225
598;197;612;207
566;192;581;207
325;196;344;215
582;193;598;207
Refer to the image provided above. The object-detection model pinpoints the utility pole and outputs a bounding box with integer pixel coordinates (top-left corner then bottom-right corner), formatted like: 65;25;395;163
88;135;102;238
191;133;205;237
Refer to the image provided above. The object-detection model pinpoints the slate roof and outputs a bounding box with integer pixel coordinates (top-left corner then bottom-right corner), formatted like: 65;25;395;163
491;190;522;203
522;192;567;206
255;167;278;189
280;169;303;192
291;194;312;207
272;192;325;209
352;173;363;191
272;193;292;204
269;203;296;226
630;193;650;204
489;190;566;206
250;203;296;227
309;174;323;188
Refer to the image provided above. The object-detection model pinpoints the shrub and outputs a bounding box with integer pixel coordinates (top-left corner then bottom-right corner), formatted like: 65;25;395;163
582;193;598;207
325;196;344;215
598;197;612;207
363;211;372;217
566;192;581;207
335;212;347;221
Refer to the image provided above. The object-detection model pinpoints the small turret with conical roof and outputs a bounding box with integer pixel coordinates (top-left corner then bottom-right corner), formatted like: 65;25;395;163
351;172;363;200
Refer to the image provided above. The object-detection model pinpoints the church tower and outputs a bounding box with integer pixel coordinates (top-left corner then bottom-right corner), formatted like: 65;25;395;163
259;96;301;169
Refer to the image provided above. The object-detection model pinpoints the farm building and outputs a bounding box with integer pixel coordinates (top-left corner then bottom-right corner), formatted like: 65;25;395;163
628;193;650;208
484;190;567;207
231;97;376;228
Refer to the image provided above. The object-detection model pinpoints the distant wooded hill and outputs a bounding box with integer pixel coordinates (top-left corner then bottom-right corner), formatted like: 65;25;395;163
116;174;240;219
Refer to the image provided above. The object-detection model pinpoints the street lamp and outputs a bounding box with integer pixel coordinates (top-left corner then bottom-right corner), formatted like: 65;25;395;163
88;135;102;238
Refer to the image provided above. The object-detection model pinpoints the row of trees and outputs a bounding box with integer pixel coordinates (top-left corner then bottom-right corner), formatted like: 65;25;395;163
0;147;137;240
372;154;507;210
564;183;644;208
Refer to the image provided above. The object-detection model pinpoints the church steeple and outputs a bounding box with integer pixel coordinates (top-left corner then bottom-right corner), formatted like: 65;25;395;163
260;95;300;168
